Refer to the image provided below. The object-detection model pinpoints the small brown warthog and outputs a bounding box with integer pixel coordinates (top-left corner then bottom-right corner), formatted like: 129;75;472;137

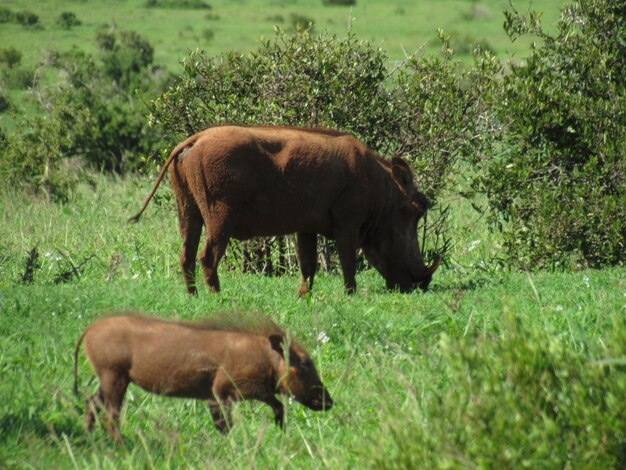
73;313;333;441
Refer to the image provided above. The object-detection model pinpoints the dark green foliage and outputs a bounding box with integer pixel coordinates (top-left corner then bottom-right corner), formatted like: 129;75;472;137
202;28;215;42
144;0;212;9
99;30;155;90
473;0;626;268
15;10;39;27
18;247;40;285
149;29;389;149
0;93;10;113
1;65;37;90
57;11;81;30
371;313;626;467
0;6;14;23
289;14;315;32
0;31;166;200
322;0;356;5
439;30;495;56
0;47;22;69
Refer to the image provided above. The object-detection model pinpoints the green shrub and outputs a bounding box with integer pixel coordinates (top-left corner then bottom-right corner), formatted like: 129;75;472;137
437;30;494;56
15;10;39;27
57;11;81;30
0;47;22;68
0;31;166;200
368;313;626;468
289;13;314;32
202;28;215;42
0;6;15;23
2;66;37;89
322;0;356;5
0;93;11;112
145;0;212;9
99;30;155;90
473;0;626;269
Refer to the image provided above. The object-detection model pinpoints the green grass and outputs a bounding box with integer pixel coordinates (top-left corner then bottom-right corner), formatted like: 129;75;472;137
0;0;564;71
1;176;625;467
0;0;565;130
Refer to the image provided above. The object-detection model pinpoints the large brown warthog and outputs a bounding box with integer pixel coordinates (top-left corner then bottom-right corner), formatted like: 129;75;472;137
129;125;440;295
73;313;332;441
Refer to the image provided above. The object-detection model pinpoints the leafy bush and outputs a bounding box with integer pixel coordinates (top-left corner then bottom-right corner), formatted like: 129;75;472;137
322;0;356;5
144;0;212;9
0;47;22;68
202;28;215;42
437;30;494;56
2;65;37;89
473;0;626;269
98;30;155;90
15;10;39;27
0;6;15;23
0;93;11;113
369;313;626;467
0;31;167;201
57;11;81;30
289;14;314;32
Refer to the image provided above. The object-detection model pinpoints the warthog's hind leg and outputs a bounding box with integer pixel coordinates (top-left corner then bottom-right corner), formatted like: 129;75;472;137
208;398;232;434
174;193;203;295
98;370;129;443
85;387;104;432
198;214;229;293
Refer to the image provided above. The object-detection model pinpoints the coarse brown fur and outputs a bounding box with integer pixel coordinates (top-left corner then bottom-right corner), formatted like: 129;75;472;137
73;312;332;442
129;125;441;296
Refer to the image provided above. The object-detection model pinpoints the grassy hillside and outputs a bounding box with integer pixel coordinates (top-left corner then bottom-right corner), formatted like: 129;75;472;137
3;1;625;467
0;0;565;130
0;0;564;71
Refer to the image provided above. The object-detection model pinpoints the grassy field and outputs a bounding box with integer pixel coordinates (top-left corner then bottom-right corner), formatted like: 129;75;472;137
1;177;625;467
1;0;565;71
0;0;565;130
2;0;626;467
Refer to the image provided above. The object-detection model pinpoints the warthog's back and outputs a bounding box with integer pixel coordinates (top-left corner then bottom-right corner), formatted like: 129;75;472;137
174;126;383;239
82;315;277;398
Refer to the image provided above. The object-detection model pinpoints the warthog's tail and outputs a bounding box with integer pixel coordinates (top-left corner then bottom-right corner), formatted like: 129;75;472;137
73;327;90;397
127;134;200;224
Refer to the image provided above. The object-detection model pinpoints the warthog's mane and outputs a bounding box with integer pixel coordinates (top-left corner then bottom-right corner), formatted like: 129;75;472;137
252;124;350;138
109;310;305;348
178;311;285;336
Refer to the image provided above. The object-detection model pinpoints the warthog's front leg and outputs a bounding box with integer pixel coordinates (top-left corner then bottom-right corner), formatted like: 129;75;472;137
295;232;318;297
207;398;232;434
262;396;285;429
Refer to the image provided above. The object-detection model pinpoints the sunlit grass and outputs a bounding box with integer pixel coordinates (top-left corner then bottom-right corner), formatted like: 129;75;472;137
1;175;625;467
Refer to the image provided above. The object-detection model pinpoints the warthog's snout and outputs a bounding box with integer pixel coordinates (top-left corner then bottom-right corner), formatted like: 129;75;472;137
306;387;333;411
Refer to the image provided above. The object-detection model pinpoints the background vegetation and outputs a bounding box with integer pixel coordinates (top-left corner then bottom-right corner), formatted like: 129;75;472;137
1;0;625;467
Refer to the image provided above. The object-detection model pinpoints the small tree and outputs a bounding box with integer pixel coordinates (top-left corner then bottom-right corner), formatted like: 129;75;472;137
0;47;22;68
57;12;81;30
473;0;626;268
0;31;166;200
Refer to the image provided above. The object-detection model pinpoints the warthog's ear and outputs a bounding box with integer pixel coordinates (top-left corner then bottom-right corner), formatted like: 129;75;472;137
269;334;285;357
391;157;414;187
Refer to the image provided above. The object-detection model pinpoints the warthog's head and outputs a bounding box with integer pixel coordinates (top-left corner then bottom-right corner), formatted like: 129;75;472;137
270;335;333;411
362;157;441;292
